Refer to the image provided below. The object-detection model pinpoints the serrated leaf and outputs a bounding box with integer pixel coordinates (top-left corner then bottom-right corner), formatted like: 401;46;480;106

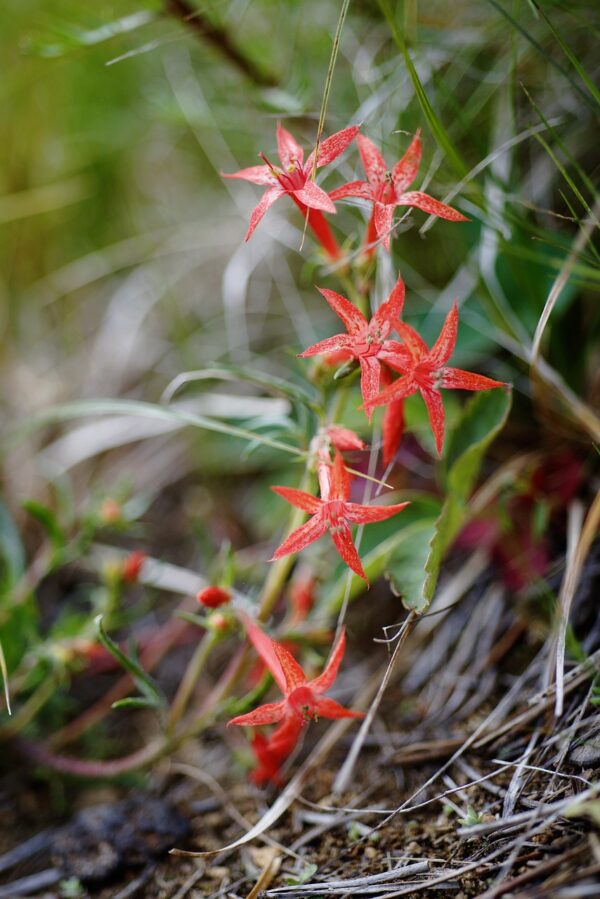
95;615;165;708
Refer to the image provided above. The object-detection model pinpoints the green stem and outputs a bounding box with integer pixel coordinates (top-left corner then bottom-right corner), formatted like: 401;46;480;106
168;629;220;731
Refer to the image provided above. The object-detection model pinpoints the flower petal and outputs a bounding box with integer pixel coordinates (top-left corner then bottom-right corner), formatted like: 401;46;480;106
344;500;410;524
316;287;367;335
325;425;366;452
277;123;304;169
330;452;351;502
371;274;406;333
245;186;285;240
329;520;367;582
420;387;446;455
373;202;395;252
362;373;417;413
306;125;360;170
391;131;421;193
357;134;387;186
271;513;328;561
298;334;355;358
359;355;382;411
294;180;336;213
271;485;323;513
440;368;505;391
379;341;413;371
228;700;286;727
393;321;429;363
329;180;374;202
382;396;406;466
312;696;365;720
239;614;287;693
397;191;468;222
427;304;458;368
273;642;307;692
309;627;347;694
221;164;275;185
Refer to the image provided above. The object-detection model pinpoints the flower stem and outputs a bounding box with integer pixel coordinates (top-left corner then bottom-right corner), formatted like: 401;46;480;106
168;629;220;731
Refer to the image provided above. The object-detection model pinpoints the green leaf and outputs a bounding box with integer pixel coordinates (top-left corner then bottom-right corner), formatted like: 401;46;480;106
443;387;512;497
162;364;321;415
95;615;165;709
385;518;439;611
22;500;66;559
0;636;11;715
8;398;306;460
23;11;156;59
422;388;512;610
377;0;468;178
111;696;161;711
0;500;25;585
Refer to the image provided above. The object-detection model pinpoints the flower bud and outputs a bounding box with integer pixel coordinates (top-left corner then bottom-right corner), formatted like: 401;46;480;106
197;585;231;609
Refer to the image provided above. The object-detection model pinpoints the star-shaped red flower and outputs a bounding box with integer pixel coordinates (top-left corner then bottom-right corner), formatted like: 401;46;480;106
329;132;467;252
299;275;410;415
271;452;409;582
222;123;358;240
363;304;505;455
228;619;363;731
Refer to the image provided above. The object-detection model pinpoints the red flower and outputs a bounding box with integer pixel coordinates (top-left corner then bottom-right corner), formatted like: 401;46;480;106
122;550;147;583
228;618;363;729
330;132;467;252
222;123;358;243
271;452;409;582
299;275;410;414
364;304;505;455
197;585;231;609
324;425;366;453
249;715;304;785
380;365;406;467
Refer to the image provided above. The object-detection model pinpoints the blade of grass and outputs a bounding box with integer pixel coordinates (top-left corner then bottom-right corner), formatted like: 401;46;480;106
532;2;600;108
0;639;11;715
377;0;468;178
485;0;597;112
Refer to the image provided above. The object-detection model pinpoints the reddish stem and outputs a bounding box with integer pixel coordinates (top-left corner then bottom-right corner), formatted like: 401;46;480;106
291;197;342;262
17;735;168;778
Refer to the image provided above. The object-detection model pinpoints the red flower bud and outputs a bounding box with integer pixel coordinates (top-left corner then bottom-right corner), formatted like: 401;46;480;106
197;586;231;609
122;550;147;583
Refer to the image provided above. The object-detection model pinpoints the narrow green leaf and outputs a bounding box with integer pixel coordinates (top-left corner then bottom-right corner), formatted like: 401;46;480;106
422;388;512;608
0;637;11;715
385;519;439;611
162;364;321;414
112;696;160;711
22;500;66;556
533;3;600;108
0;501;25;584
485;0;597;112
8;398;306;460
377;0;467;178
95;615;165;708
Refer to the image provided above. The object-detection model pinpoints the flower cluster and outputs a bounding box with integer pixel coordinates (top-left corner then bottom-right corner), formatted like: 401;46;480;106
223;123;505;784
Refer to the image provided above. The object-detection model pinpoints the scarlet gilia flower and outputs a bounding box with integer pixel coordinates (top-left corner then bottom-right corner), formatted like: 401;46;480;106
250;715;304;786
324;425;366;453
229;619;363;729
330;132;467;253
364;304;505;455
197;585;231;609
222;123;359;258
271;452;409;582
299;275;409;414
380;366;406;467
122;550;147;583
